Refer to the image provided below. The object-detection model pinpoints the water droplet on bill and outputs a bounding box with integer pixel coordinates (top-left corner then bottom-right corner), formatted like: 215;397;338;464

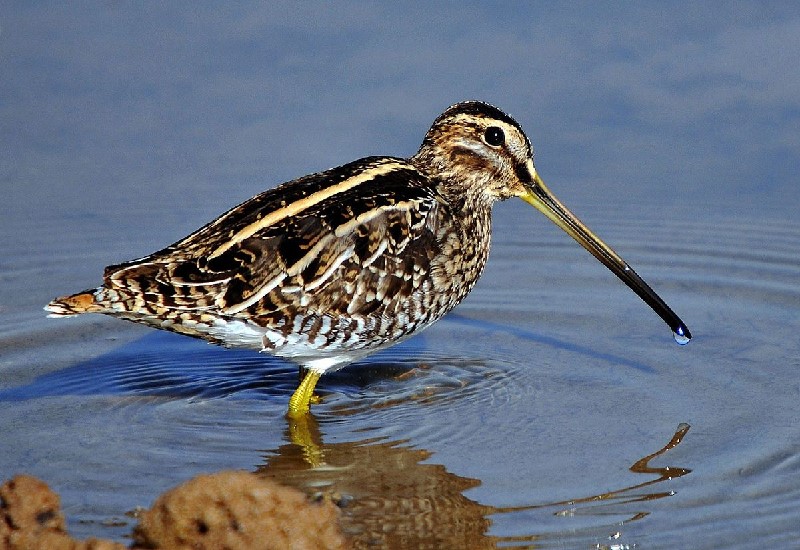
673;325;691;345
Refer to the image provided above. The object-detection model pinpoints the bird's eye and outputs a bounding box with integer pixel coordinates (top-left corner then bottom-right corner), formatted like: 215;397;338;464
484;126;505;147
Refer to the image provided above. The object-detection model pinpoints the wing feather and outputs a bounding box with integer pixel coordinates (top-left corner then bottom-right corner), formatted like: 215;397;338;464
98;157;444;327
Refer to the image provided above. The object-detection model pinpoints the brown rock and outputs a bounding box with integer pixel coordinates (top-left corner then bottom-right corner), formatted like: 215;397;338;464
132;470;349;550
0;475;66;536
0;475;125;550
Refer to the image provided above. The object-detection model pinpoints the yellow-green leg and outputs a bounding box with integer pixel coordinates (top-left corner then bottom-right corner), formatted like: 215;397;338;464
287;370;322;418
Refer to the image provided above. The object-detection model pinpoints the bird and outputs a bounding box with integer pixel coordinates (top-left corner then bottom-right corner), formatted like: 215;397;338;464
45;101;691;417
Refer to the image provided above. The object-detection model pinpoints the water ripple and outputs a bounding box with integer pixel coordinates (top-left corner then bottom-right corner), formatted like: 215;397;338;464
4;212;800;545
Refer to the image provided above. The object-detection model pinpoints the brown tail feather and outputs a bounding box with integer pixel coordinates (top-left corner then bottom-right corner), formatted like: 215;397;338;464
44;289;104;317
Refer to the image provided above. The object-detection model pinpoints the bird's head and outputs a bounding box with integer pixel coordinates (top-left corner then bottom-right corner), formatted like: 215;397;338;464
414;100;691;345
413;100;536;203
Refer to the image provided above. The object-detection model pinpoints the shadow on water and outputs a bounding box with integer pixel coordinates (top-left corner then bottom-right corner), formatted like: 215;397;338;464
259;415;691;549
0;330;471;405
0;331;299;402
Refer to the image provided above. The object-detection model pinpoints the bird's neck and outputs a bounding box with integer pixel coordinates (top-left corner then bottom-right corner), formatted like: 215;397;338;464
410;149;496;210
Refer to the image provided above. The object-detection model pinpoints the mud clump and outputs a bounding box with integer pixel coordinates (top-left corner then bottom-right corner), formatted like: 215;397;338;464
1;472;349;550
0;474;124;549
132;470;349;550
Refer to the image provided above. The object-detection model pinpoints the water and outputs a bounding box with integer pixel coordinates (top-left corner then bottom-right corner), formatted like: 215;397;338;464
673;327;690;346
2;198;799;548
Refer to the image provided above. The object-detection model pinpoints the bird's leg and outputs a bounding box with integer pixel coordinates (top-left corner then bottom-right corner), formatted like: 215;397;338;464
287;369;322;418
297;366;322;405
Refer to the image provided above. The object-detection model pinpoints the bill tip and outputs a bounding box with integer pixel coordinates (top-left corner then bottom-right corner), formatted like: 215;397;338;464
673;325;691;345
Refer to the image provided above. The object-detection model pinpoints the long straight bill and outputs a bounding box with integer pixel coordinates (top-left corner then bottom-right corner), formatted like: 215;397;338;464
519;166;691;344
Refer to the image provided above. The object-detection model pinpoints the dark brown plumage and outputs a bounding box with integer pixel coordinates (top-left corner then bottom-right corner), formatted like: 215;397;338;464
46;101;690;416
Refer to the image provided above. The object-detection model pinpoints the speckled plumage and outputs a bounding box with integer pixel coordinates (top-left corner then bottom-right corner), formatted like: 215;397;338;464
46;101;690;416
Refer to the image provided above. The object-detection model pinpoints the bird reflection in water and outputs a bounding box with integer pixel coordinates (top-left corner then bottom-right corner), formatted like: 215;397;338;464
257;417;691;548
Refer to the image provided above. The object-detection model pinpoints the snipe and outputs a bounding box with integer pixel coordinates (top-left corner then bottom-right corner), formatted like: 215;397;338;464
46;101;691;416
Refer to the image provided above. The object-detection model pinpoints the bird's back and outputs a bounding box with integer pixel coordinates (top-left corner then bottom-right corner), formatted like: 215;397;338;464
46;156;493;360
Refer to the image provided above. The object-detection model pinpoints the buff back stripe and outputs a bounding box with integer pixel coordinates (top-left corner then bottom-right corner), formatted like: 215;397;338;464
209;160;408;259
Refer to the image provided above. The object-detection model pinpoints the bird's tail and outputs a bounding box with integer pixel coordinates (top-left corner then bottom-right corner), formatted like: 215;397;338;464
44;288;105;317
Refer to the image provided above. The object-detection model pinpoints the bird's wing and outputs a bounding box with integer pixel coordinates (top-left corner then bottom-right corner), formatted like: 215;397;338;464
101;157;444;321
